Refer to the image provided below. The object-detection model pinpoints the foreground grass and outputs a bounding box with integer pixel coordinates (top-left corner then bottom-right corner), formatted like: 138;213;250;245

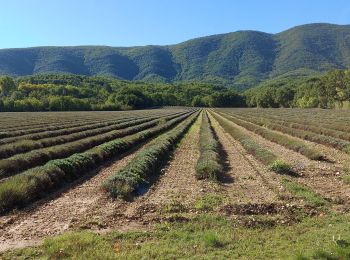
2;213;350;259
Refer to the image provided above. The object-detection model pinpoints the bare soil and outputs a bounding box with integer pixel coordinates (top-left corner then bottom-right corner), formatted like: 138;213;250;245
208;113;282;204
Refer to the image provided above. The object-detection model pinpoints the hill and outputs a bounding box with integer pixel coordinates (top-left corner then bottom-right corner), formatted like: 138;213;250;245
0;23;349;89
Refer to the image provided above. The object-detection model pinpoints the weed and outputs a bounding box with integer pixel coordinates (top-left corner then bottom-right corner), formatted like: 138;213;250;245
162;200;187;213
195;194;223;211
203;232;224;248
268;160;292;174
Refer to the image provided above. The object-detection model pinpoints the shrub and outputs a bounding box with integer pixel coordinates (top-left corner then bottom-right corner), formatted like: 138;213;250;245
103;112;199;198
0;112;190;179
268;160;292;174
195;111;223;180
0;110;197;213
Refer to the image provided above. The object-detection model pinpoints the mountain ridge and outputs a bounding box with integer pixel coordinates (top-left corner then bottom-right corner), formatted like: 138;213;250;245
1;23;349;89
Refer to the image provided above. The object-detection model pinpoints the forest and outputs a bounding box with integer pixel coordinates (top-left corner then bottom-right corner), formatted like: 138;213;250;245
0;74;244;111
0;69;350;111
245;69;350;109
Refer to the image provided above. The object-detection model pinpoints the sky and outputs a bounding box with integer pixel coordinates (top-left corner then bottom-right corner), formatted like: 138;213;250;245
1;0;350;49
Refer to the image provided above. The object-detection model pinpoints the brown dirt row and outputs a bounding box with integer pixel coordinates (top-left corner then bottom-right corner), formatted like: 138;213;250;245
207;112;282;205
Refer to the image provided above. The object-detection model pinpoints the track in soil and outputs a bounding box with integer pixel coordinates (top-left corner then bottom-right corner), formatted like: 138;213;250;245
208;112;283;205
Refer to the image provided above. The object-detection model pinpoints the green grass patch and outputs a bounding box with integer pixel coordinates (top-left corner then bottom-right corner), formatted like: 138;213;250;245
202;231;224;248
342;175;350;185
282;178;327;206
162;199;187;213
3;213;350;259
341;167;350;185
194;194;223;211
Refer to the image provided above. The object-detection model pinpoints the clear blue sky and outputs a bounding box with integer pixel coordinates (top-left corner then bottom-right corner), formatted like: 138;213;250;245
1;0;350;49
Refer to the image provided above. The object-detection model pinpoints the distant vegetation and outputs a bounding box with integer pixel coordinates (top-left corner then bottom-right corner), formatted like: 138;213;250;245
0;23;350;89
245;69;350;109
0;74;245;111
1;68;350;111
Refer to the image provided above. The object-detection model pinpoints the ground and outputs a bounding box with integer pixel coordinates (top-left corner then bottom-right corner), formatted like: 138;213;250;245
1;109;350;259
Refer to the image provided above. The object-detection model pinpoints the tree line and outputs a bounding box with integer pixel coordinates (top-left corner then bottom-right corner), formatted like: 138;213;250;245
245;69;350;109
0;74;245;111
1;69;350;111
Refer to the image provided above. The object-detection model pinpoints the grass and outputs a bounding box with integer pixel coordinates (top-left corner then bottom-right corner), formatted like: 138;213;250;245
342;175;350;185
2;213;350;259
162;199;187;213
202;232;224;248
282;178;327;207
194;194;223;211
341;167;350;185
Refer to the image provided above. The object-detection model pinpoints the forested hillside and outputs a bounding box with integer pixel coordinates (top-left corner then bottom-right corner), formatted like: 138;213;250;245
0;23;350;89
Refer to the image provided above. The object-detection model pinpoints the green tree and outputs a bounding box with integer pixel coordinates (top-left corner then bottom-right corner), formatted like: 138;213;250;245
275;87;295;107
191;95;204;107
114;88;150;109
0;76;16;96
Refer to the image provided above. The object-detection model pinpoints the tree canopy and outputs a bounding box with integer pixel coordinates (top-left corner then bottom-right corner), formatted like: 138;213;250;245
0;74;245;111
